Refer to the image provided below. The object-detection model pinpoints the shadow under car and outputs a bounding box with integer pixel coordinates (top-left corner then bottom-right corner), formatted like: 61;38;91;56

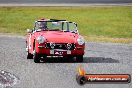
37;57;119;63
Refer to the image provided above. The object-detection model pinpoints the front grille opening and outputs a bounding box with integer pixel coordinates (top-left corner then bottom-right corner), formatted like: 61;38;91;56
46;43;75;50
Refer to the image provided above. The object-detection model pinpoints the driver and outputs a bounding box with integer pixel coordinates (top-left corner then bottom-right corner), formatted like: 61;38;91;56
37;21;47;30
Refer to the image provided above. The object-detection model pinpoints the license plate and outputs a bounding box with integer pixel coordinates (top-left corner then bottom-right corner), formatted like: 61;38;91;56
50;50;71;55
50;50;54;54
55;51;63;55
67;50;71;54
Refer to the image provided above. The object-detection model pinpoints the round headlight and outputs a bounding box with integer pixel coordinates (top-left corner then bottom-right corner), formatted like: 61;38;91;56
37;36;45;44
77;36;85;45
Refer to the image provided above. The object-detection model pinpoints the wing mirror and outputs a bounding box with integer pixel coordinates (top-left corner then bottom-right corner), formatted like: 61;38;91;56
27;29;32;33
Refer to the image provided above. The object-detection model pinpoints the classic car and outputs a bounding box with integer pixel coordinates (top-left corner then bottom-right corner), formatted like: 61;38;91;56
26;18;85;63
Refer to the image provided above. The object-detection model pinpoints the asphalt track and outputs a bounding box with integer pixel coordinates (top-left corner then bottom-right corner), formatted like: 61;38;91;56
0;35;132;88
0;0;132;6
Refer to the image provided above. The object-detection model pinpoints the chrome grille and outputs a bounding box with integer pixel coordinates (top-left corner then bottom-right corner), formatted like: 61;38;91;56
46;43;75;50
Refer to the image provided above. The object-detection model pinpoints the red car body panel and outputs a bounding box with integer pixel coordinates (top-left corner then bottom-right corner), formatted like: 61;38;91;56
27;31;85;55
35;31;77;43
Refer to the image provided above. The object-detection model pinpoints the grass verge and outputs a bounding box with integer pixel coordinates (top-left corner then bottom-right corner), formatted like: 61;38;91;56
0;6;132;43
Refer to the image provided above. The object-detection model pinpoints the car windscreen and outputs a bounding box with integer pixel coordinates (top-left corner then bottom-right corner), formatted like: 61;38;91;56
46;21;77;32
35;21;77;33
47;22;62;31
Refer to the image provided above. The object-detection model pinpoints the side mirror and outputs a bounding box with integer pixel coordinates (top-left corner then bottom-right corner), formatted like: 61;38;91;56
27;29;32;33
73;22;78;30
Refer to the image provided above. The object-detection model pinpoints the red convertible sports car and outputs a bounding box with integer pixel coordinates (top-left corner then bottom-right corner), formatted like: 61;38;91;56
26;18;85;63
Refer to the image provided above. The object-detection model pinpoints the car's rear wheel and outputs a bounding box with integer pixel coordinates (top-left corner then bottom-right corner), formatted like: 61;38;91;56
26;45;33;59
76;55;83;62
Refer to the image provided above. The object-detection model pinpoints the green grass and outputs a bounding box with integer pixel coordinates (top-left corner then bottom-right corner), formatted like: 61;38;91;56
0;6;132;42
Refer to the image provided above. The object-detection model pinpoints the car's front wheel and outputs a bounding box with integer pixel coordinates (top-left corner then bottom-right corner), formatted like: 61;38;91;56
33;50;40;63
76;55;83;62
27;51;33;59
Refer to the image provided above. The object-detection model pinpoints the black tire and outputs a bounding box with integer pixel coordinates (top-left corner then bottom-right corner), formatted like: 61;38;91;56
27;52;33;59
76;55;83;62
33;52;40;63
33;48;41;63
26;43;33;59
42;55;47;62
33;41;41;63
76;75;86;85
